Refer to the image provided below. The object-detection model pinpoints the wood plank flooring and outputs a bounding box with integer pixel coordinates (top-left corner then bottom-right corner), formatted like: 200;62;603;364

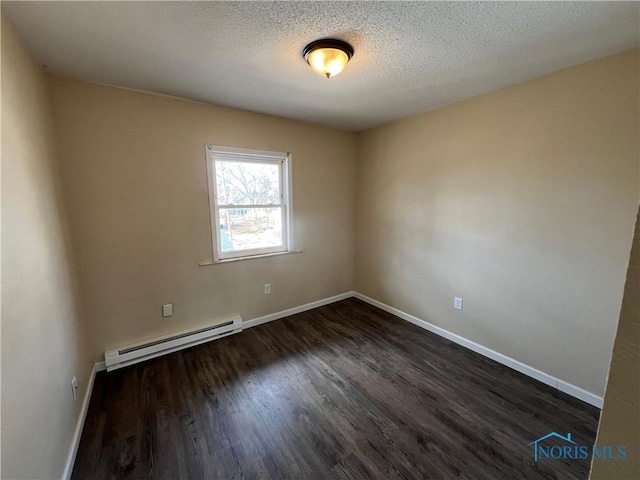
72;298;600;479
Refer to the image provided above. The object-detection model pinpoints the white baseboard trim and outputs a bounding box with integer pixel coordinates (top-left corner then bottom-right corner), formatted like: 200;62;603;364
62;362;100;480
556;380;603;408
242;291;354;330
61;292;352;478
62;289;601;478
352;292;603;409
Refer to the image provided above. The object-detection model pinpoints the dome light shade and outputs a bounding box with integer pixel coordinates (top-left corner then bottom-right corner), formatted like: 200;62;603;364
303;39;354;78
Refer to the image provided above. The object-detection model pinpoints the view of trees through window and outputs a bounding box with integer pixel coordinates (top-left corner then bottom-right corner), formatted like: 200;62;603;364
215;160;284;252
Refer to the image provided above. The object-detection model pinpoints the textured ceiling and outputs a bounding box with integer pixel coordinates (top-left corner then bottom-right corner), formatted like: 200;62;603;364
4;1;639;131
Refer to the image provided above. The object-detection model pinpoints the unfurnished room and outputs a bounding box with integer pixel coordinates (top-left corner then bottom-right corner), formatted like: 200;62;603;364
1;2;639;479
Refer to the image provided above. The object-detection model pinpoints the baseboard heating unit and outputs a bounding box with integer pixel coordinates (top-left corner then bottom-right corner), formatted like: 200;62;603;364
104;315;242;371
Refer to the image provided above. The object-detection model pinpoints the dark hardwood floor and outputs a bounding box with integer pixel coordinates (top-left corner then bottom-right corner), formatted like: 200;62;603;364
73;298;600;480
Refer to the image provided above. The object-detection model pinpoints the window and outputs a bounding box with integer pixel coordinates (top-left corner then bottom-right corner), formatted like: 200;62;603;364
205;145;292;262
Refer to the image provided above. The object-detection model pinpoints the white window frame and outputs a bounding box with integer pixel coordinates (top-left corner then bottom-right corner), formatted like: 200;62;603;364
205;144;293;262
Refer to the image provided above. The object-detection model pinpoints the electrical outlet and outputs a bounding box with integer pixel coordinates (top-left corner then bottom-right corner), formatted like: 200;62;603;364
264;284;271;295
71;376;78;400
454;297;463;310
162;304;173;317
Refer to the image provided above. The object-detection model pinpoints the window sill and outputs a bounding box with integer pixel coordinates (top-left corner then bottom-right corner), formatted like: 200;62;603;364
198;249;303;266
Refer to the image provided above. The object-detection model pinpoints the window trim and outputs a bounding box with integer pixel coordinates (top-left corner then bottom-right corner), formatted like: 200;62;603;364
205;144;293;263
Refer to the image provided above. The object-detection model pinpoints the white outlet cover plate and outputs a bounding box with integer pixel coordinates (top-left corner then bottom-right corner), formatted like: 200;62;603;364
162;304;173;317
454;297;463;310
71;376;78;400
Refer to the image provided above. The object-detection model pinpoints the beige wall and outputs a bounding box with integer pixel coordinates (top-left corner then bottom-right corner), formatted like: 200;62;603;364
49;78;356;361
590;206;640;478
355;49;639;397
1;15;91;479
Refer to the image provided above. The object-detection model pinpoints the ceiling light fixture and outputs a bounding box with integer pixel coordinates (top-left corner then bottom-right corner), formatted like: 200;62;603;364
303;39;354;79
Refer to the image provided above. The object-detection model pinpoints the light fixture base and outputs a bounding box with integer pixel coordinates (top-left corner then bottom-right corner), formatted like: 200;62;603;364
302;39;354;61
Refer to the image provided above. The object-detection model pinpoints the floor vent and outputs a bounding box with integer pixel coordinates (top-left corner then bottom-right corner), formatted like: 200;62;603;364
104;315;242;371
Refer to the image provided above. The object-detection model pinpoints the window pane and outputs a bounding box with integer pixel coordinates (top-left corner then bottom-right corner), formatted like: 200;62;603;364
216;161;281;206
218;207;283;253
